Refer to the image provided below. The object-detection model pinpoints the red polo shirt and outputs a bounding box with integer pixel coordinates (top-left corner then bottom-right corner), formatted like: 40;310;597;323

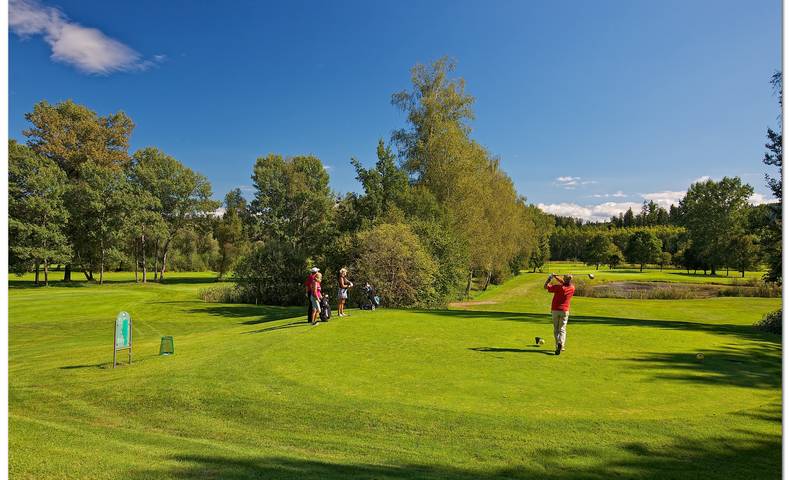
546;284;575;311
304;273;316;292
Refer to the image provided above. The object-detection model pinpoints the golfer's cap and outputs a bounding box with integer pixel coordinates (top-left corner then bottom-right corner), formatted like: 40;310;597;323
310;267;320;273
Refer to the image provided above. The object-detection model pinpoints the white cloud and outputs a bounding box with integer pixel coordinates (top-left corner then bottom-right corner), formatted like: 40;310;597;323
553;176;597;190
10;0;161;74
749;193;771;205
554;176;580;189
591;190;627;199
640;190;685;210
537;201;642;222
692;175;712;184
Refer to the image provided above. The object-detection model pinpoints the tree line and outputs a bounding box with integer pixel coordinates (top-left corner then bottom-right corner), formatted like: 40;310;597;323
548;176;780;279
10;100;219;285
549;71;782;282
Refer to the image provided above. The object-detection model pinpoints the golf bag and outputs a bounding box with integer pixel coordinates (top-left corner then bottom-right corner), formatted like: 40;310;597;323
319;295;331;321
359;283;381;310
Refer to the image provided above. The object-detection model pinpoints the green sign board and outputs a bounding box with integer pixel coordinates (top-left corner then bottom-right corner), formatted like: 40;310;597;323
113;311;132;368
115;311;131;348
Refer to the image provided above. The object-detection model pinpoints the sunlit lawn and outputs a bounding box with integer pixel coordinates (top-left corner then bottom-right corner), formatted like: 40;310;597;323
8;264;781;479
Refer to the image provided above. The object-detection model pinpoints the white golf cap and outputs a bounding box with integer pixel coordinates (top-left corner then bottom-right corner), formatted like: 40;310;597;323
310;267;320;273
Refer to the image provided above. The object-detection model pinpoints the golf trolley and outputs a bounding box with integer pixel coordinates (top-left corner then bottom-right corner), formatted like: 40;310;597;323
358;283;381;310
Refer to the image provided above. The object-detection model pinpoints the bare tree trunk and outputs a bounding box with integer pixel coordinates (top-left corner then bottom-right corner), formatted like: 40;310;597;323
44;259;49;286
154;240;159;281
160;237;172;280
100;242;105;285
34;262;40;286
134;242;139;283
140;234;147;283
482;271;492;291
465;270;473;298
219;245;227;280
64;264;71;282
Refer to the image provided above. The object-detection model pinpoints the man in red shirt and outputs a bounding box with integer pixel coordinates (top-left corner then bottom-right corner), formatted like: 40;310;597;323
544;273;575;356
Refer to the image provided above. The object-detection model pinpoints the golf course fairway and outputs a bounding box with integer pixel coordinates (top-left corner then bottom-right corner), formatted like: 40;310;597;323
9;267;781;479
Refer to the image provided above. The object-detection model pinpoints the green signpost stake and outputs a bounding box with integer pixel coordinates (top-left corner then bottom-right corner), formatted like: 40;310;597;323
113;311;133;368
159;336;174;356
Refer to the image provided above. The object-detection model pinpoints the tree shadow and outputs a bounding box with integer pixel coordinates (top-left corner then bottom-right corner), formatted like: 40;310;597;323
9;274;221;289
244;321;310;334
159;276;223;285
129;431;781;479
187;304;303;325
470;347;554;355
622;343;781;389
425;309;780;345
8;280;92;289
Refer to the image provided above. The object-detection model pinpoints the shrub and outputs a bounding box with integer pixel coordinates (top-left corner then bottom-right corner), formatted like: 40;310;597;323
352;223;438;307
718;283;782;298
755;309;782;335
199;285;246;303
234;240;308;306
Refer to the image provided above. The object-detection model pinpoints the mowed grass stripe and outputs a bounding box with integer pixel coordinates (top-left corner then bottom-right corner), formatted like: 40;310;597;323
9;265;781;479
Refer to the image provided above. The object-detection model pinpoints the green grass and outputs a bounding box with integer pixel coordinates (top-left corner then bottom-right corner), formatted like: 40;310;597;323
9;266;781;479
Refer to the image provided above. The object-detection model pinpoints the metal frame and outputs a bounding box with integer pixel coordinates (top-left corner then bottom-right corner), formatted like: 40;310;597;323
113;315;133;368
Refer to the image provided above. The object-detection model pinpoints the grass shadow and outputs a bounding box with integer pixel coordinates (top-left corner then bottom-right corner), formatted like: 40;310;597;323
244;321;310;334
424;309;780;345
470;347;555;355
187;304;304;325
129;430;781;479
622;343;781;389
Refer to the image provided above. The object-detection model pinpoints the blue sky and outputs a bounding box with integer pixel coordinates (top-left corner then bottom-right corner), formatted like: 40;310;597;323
9;0;781;221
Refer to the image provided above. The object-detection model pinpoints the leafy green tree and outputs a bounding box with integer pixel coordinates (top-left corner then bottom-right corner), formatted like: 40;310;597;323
66;163;141;284
410;218;468;304
215;205;244;279
122;183;166;283
728;234;760;277
248;154;334;249
658;251;672;271
606;244;625;269
23;99;134;177
235;239;309;306
9;141;71;285
391;57;535;292
352;223;438;307
583;233;614;270
761;71;782;283
677;177;753;275
236;154;335;304
131;147;217;280
626;230;662;271
623;207;635;227
350;139;410;225
22;100;135;280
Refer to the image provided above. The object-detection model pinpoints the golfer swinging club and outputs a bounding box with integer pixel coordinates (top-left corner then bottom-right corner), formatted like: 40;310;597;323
544;273;575;356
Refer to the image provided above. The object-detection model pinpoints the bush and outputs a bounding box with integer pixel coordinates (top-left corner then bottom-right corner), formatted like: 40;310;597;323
717;283;782;298
199;285;246;303
234;240;308;306
755;309;782;335
352;223;438;307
